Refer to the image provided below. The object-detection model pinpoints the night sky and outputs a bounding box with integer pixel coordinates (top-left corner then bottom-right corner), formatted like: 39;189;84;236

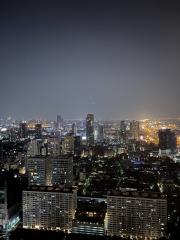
0;1;180;120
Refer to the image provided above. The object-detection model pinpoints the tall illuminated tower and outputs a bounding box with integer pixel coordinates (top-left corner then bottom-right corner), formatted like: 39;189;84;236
86;114;94;146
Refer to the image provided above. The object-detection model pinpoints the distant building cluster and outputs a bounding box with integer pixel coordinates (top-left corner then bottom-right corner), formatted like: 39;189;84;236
1;115;180;239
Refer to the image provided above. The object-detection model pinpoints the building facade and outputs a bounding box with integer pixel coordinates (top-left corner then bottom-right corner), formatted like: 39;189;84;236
130;120;140;141
106;191;167;239
158;129;177;155
62;134;74;155
23;186;77;232
19;122;28;139
86;114;94;146
27;156;48;186
51;155;73;186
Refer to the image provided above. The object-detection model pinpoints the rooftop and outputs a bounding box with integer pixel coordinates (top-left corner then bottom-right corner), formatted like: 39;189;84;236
24;185;76;193
107;190;167;200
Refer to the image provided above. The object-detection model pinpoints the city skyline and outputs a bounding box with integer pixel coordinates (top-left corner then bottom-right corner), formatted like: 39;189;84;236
1;1;180;120
1;1;180;239
1;113;180;121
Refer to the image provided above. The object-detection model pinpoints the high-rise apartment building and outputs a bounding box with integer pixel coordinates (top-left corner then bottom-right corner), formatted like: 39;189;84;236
74;136;82;156
27;139;42;157
106;191;167;239
27;155;73;187
130;120;140;141
62;133;74;155
51;155;73;187
19;122;28;138
35;123;42;139
97;124;104;142
158;129;177;155
57;115;63;130
23;186;77;232
119;120;128;144
86;114;94;146
71;123;77;136
0;171;22;233
27;156;49;186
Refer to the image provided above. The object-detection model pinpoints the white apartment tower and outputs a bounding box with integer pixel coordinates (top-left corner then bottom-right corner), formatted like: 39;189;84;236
23;186;77;232
106;191;167;239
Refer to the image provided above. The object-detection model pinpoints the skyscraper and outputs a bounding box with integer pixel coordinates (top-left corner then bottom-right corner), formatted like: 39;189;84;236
74;136;82;156
130;120;140;141
62;133;74;155
27;139;42;157
27;156;48;186
35;123;42;139
86;114;94;146
0;171;22;233
72;123;77;136
158;129;177;155
57;115;63;130
19;122;28;138
120;120;127;144
97;124;104;142
51;155;73;187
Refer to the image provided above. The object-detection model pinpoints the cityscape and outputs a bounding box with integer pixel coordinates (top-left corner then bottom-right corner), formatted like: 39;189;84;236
1;1;180;240
0;115;180;239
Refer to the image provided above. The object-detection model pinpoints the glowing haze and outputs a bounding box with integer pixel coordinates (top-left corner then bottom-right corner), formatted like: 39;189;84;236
0;1;180;120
